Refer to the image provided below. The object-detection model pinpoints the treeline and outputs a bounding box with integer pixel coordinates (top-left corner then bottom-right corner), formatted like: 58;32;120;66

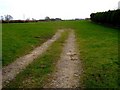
1;19;62;23
2;20;39;23
90;9;120;26
0;15;63;23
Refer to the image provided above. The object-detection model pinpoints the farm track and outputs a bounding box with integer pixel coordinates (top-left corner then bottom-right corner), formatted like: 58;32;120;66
44;29;82;88
2;30;64;87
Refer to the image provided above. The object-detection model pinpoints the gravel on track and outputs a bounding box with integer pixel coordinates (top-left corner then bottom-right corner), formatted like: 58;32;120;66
44;29;82;88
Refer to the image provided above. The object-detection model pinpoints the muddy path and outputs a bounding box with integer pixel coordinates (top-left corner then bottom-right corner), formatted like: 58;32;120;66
44;29;82;88
2;30;64;87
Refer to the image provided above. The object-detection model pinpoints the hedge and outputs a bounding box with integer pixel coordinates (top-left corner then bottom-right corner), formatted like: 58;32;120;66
90;10;120;26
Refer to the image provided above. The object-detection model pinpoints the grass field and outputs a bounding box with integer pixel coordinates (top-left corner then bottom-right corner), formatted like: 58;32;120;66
5;30;69;88
2;20;119;88
2;22;59;66
74;21;119;88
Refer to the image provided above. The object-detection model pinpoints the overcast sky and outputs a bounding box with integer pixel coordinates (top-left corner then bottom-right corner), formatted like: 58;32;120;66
0;0;120;20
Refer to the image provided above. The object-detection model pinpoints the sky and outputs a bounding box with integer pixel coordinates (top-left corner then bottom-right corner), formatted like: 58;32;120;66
0;0;120;20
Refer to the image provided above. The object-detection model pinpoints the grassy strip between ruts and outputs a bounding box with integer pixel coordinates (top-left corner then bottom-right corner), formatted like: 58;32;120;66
4;29;69;88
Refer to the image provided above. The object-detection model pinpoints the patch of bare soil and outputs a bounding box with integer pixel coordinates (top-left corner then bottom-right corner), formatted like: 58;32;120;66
44;29;82;88
2;30;64;87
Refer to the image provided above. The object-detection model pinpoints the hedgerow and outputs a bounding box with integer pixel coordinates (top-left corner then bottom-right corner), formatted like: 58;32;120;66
90;10;120;26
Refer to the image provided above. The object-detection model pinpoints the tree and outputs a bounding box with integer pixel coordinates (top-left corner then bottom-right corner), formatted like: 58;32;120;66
4;15;13;21
0;16;4;20
32;18;36;20
45;16;50;21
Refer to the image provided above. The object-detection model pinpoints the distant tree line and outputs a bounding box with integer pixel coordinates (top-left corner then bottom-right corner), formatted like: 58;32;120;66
90;10;120;26
1;15;62;23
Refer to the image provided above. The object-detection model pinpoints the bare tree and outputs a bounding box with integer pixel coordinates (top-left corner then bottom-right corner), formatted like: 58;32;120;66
32;18;35;20
45;16;50;21
4;15;13;21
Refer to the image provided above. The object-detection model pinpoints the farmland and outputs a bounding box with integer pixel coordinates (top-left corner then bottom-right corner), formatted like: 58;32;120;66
2;20;120;88
2;22;58;66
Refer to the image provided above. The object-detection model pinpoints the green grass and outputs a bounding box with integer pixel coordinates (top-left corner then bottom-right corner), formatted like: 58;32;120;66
2;22;59;66
2;21;72;66
74;21;119;88
4;30;69;88
3;20;119;88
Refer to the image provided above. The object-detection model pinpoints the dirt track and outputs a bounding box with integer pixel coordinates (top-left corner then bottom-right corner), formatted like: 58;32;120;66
44;29;82;88
2;30;64;86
